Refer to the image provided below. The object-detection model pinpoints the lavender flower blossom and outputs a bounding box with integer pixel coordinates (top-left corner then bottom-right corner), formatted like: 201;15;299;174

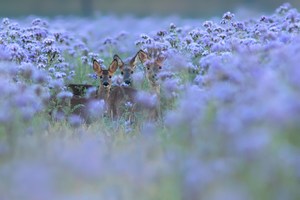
135;91;158;109
68;114;83;127
87;99;106;119
56;91;73;101
0;45;11;60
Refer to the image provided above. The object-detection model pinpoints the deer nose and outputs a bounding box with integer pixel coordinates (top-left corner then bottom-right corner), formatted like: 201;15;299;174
124;80;131;85
103;82;109;87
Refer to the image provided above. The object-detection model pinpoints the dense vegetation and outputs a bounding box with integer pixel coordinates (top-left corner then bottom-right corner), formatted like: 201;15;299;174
0;3;300;199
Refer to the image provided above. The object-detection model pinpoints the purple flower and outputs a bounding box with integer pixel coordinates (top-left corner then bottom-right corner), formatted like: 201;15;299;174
221;12;235;24
161;77;180;99
32;27;48;40
42;37;55;46
103;37;114;45
81;56;88;64
68;114;83;127
169;23;177;30
165;85;206;129
49;79;64;90
19;63;35;80
188;42;204;57
87;99;106;119
135;91;158;109
54;62;69;70
0;45;11;60
54;71;66;78
275;2;292;15
223;12;235;20
56;91;73;100
167;52;190;71
0;103;12;123
7;43;27;62
31;18;48;27
2;18;10;26
88;52;101;61
58;139;106;178
203;21;213;28
141;122;156;137
11;162;55;200
20;107;36;121
85;87;97;98
32;70;48;84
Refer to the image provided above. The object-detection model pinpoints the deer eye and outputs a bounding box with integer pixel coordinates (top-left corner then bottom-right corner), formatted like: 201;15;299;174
158;66;162;69
131;71;133;74
147;67;150;70
99;75;103;79
109;75;112;79
121;71;124;75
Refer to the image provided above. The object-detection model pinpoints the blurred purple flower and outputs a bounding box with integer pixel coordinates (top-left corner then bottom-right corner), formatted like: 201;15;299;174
85;87;98;98
59;139;106;178
2;18;10;26
42;37;55;46
56;91;73;101
31;18;48;27
165;85;206;129
49;79;64;90
7;43;27;62
87;99;106;119
0;45;11;60
0;103;12;124
68;114;83;128
11;162;55;200
81;55;88;64
162;77;180;99
135;91;158;109
141;122;156;137
54;71;66;78
19;63;35;79
221;12;235;24
32;69;48;84
275;2;292;15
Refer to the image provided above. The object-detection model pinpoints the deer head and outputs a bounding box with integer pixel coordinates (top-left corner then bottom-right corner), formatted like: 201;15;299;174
93;59;118;99
138;50;165;91
113;52;140;86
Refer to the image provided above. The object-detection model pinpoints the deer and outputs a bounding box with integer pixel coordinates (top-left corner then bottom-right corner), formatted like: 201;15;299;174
93;58;136;120
48;87;98;123
92;58;118;116
112;51;141;87
93;56;159;121
136;49;166;118
58;59;118;122
67;83;95;96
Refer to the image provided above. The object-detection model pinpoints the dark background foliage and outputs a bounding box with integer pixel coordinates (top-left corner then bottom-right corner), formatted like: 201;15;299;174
1;0;300;17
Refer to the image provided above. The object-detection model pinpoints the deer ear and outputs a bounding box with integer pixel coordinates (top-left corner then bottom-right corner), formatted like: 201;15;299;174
109;59;118;74
137;50;148;63
156;54;165;66
113;54;124;69
93;59;103;76
129;51;140;69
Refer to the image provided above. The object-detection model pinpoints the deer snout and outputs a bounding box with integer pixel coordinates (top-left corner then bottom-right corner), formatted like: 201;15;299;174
152;74;158;80
103;81;109;87
124;80;131;85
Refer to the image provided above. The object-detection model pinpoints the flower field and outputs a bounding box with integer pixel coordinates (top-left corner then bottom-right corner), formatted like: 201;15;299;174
1;3;300;199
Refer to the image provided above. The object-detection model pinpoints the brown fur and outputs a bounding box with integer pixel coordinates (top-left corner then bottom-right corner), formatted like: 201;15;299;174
108;86;158;121
138;50;166;119
93;55;160;121
113;52;140;86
